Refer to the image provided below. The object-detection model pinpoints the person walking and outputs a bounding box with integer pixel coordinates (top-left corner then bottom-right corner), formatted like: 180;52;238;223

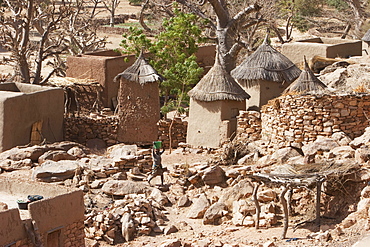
147;144;165;186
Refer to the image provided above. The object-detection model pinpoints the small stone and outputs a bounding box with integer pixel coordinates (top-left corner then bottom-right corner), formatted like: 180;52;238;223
263;241;276;247
164;225;178;235
159;239;181;247
177;195;190;207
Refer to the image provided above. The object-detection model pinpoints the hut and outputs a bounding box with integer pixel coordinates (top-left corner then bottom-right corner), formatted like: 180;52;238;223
231;36;301;111
114;53;163;145
284;57;328;94
187;55;250;148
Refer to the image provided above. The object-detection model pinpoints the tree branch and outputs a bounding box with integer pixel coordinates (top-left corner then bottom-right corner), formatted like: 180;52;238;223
175;0;216;29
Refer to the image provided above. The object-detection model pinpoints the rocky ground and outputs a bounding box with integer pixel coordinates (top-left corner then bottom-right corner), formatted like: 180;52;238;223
2;125;370;246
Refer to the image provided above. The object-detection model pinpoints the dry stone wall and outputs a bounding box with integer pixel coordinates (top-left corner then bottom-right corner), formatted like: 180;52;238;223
63;220;85;247
261;93;370;148
157;118;188;148
64;115;119;147
237;111;262;141
65;116;188;149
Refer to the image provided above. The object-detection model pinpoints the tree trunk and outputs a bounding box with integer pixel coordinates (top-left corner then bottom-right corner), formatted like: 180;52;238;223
110;9;115;27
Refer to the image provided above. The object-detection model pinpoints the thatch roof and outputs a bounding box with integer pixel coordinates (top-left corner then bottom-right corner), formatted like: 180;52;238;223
114;52;163;85
231;36;301;87
363;29;370;42
188;55;250;102
283;57;327;94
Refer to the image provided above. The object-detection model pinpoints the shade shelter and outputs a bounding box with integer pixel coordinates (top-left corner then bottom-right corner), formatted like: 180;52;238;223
284;57;327;94
114;53;162;145
231;36;301;110
187;55;250;148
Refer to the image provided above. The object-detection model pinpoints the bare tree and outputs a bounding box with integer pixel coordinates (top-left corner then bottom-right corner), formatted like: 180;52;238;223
102;0;120;27
0;0;106;84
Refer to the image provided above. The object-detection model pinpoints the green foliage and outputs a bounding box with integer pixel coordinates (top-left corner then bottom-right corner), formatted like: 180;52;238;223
277;0;313;33
120;8;205;116
325;0;349;11
128;0;144;6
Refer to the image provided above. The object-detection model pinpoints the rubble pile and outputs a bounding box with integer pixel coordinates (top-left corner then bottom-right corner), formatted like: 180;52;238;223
84;192;168;244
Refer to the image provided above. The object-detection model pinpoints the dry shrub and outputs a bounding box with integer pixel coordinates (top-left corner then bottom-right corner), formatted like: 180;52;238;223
353;83;369;93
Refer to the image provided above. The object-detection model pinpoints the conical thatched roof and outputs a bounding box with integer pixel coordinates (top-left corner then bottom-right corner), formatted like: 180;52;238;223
284;57;327;94
231;36;301;87
188;55;250;102
114;52;163;85
362;29;370;42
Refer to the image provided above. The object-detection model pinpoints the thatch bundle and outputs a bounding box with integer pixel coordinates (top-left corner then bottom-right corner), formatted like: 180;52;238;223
114;52;163;85
284;57;327;94
231;37;301;87
362;29;370;42
188;56;250;102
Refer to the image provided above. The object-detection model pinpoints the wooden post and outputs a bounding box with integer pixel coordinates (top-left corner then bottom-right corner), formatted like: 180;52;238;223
316;180;323;226
253;183;261;229
281;185;289;239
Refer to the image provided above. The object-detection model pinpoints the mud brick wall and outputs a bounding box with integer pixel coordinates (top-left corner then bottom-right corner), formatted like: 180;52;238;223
157;118;188;148
237;110;262;141
261;94;370;148
64;115;119;146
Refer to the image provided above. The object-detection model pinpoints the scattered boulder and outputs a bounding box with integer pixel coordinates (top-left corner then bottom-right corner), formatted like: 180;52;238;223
160;239;181;247
202;165;226;186
271;147;302;164
102;180;147;196
121;212;136;242
150;188;169;207
219;179;254;208
164;225;178;235
38;150;76;164
350;127;370;149
187;193;210;219
302;136;340;155
32;160;82;182
355;145;370;163
177;195;190;207
203;202;227;225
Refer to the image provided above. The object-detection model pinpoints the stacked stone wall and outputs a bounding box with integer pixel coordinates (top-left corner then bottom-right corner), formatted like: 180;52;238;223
236;111;262;141
261;94;370;148
65;116;188;149
63;220;85;247
157;118;188;148
64;115;119;147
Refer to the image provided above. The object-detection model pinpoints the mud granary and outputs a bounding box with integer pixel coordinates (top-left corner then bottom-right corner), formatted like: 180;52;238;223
0;178;85;247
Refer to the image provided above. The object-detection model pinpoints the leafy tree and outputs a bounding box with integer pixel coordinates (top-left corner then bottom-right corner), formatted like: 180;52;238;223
120;8;205;114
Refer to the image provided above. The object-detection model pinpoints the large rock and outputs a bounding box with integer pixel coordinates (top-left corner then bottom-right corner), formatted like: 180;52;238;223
202;165;226;186
355;145;370;163
203;202;227;225
302;137;340;156
271;147;302;164
32;160;82;182
187;193;210;219
219;179;254;209
330;146;355;159
38;150;76;164
149;188;169;207
0;159;32;171
121;212;136;242
102;180;147;196
350;127;370;149
0;146;48;162
107;144;138;160
232;200;255;226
